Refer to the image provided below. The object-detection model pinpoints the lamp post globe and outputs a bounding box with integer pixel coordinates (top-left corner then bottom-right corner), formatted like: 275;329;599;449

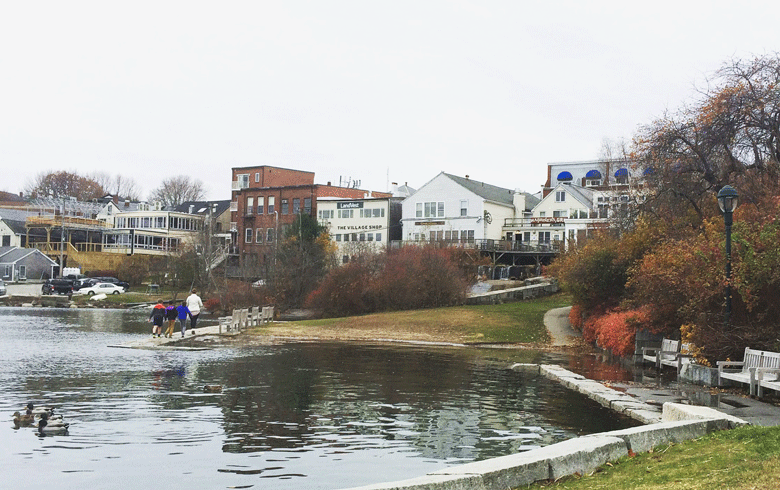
717;185;738;329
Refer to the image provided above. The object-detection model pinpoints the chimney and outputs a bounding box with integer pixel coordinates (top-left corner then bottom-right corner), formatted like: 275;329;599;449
465;175;470;179
327;181;331;186
113;195;119;205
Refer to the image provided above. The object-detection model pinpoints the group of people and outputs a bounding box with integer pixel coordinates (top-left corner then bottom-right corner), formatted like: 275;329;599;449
149;288;203;338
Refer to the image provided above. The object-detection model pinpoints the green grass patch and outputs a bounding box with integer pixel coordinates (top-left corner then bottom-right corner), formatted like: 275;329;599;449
287;293;572;344
527;425;780;490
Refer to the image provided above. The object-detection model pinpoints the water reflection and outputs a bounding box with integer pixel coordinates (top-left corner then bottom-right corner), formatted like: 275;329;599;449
0;307;638;490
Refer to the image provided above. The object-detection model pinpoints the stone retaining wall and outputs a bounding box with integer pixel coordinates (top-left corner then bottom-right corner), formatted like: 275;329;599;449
465;281;559;305
340;365;746;490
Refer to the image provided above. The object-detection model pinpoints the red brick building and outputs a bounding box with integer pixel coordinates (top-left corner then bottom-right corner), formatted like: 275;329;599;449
230;165;390;275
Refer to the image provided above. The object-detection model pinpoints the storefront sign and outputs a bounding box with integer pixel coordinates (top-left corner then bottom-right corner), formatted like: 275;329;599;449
338;202;364;209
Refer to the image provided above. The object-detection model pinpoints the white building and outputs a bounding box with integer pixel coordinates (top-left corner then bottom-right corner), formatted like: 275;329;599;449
317;197;402;264
502;183;609;248
401;173;538;244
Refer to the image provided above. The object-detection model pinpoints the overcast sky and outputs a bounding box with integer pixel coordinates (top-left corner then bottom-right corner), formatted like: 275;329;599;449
1;1;777;201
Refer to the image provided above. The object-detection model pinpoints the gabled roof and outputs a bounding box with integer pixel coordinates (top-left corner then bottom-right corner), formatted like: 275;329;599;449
0;246;57;265
443;173;540;210
173;200;231;216
550;183;595;208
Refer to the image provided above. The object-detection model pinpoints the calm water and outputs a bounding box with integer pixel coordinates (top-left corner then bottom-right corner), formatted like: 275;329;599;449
0;307;638;490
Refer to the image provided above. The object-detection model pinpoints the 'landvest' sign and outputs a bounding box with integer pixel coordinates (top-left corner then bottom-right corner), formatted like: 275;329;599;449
337;201;363;209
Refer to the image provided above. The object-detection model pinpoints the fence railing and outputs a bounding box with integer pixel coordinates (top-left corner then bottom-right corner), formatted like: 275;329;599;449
389;239;562;253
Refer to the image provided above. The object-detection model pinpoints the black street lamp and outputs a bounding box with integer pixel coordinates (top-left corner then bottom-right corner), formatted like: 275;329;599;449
717;185;739;328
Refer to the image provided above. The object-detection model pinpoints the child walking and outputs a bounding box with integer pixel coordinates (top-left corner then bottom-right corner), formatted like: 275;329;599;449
176;300;192;338
164;302;178;338
149;299;166;337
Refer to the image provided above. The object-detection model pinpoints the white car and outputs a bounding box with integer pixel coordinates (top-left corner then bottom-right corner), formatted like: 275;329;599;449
75;282;125;295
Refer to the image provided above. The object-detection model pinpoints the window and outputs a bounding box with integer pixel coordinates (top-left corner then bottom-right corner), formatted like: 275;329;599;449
539;211;546;217
266;228;275;242
460;200;468;216
293;198;300;214
237;174;249;189
359;233;366;242
18;265;26;279
318;209;334;219
257;197;264;215
375;232;381;242
245;228;252;243
367;233;374;241
335;234;341;241
267;196;275;214
255;172;260;183
419;201;444;218
555;191;566;202
539;231;551;243
586;179;601;187
338;209;353;219
281;199;289;215
304;198;312;214
553;210;566;218
256;228;263;243
246;197;254;215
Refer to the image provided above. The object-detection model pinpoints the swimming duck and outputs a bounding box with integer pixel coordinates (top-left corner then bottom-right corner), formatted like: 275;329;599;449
12;411;34;428
37;413;69;434
25;403;55;417
203;385;222;393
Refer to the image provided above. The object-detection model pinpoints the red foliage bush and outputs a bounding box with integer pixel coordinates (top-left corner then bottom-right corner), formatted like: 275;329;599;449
568;304;584;332
585;308;650;357
306;246;469;317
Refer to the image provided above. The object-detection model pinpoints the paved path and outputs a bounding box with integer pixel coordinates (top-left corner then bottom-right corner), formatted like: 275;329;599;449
544;306;580;346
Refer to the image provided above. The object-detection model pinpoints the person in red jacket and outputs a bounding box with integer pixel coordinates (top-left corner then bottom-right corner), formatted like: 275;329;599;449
149;299;166;338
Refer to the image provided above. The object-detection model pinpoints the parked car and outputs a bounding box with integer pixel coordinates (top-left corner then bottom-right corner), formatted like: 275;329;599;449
42;279;74;295
73;278;99;291
93;277;130;291
0;279;6;296
75;282;125;296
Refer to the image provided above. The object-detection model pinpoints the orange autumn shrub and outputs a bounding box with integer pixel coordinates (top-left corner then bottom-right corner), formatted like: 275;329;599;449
568;304;584;331
587;308;650;357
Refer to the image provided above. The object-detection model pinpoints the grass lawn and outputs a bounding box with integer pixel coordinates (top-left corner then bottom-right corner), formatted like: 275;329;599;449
253;293;573;344
526;425;780;490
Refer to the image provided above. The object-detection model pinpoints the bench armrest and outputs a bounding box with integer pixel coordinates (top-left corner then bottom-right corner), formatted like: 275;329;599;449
642;346;659;355
717;360;745;373
756;367;780;381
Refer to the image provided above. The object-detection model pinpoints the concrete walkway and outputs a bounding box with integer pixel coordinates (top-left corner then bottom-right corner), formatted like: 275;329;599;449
544;306;579;346
107;323;240;350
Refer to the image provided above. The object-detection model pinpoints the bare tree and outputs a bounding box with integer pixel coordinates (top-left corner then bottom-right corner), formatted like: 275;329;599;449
25;170;106;200
90;172;143;201
148;175;205;208
634;54;780;223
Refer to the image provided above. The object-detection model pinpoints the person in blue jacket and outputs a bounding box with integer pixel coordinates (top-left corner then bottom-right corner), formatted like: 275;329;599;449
176;301;192;338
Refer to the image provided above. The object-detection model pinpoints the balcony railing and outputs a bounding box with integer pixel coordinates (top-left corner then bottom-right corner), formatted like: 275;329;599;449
389;239;562;253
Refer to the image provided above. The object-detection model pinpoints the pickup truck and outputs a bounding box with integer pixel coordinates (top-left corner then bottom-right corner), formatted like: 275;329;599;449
42;279;74;295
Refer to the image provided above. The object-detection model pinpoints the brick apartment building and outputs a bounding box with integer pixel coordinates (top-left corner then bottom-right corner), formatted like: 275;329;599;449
230;165;390;276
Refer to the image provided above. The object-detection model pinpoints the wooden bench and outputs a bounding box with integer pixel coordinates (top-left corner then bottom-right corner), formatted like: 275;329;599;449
642;338;680;369
718;347;780;396
261;306;274;323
